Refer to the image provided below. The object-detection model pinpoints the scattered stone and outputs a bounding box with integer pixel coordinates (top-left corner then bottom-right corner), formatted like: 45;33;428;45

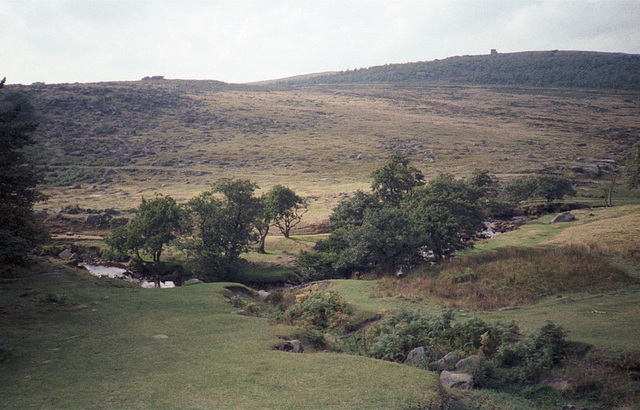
586;164;601;178
85;214;103;226
404;346;426;364
152;334;169;339
277;340;304;353
58;249;75;261
546;379;571;391
440;370;474;390
455;355;480;370
551;212;575;223
258;290;270;300
183;278;202;286
232;309;247;315
73;304;88;310
433;351;459;371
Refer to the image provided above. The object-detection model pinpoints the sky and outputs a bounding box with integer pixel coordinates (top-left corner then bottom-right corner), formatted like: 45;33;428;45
1;0;639;85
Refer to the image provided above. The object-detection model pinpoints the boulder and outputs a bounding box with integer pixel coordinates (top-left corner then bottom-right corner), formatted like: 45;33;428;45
85;214;103;226
551;212;575;223
586;164;601;179
455;355;480;370
153;334;169;339
183;278;202;286
277;340;304;353
58;249;76;261
404;346;426;364
440;371;474;390
258;290;270;300
433;351;459;371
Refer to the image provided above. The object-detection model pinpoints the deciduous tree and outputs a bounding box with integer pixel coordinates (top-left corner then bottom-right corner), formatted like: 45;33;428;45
186;179;261;280
266;185;307;238
106;195;183;284
371;153;424;203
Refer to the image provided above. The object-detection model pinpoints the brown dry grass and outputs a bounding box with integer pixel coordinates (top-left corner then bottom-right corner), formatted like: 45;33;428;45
375;245;636;310
541;206;640;254
22;81;639;231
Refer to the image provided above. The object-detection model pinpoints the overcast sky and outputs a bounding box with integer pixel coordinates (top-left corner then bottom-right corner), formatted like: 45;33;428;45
1;0;639;85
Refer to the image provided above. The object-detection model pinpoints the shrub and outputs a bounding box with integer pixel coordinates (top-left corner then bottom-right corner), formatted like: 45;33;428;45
284;290;351;331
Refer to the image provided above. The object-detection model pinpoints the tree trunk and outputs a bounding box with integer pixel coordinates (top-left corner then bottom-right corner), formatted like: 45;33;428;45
257;234;267;253
256;224;269;253
605;175;616;207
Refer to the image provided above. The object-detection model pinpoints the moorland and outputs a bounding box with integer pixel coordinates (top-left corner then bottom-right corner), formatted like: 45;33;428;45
2;51;640;408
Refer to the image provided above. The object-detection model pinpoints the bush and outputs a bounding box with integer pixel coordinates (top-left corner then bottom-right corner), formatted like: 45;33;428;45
284;290;351;331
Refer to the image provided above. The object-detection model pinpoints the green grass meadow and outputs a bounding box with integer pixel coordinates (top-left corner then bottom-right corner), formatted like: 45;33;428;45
0;261;441;409
3;205;640;408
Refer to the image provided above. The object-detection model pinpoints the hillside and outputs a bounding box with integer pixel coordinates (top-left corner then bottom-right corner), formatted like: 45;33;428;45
4;50;640;232
274;51;640;90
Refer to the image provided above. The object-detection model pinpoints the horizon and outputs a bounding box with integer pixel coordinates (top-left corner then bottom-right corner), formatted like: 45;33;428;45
6;48;638;87
2;0;639;85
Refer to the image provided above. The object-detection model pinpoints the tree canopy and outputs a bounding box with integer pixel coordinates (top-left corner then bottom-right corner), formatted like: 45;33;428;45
265;185;307;238
370;153;424;203
299;156;486;278
499;175;576;204
186;179;262;281
0;78;48;263
106;195;182;265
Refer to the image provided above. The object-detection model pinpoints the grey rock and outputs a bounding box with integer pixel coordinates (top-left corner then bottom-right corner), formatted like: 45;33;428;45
433;351;459;371
258;290;270;300
58;249;75;261
183;278;202;286
231;309;247;315
284;340;304;353
440;370;474;390
152;334;169;339
404;346;426;364
85;214;103;226
551;212;575;223
455;355;480;370
586;164;601;178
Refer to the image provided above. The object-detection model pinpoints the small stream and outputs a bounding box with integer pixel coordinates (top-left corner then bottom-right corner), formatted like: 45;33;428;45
80;264;175;288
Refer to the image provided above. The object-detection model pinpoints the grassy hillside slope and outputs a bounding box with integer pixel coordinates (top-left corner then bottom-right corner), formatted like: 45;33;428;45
0;260;440;408
10;79;640;233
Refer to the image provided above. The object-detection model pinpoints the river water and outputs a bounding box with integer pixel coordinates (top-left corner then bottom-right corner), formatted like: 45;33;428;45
80;264;175;288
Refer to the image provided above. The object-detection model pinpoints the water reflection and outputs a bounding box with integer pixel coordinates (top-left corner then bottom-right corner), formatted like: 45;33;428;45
81;264;175;288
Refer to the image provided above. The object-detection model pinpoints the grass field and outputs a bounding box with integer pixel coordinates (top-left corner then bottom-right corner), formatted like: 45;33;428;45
0;260;441;408
3;205;640;408
5;79;640;408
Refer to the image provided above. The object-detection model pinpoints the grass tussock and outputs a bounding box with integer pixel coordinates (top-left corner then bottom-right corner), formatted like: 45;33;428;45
374;245;635;310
